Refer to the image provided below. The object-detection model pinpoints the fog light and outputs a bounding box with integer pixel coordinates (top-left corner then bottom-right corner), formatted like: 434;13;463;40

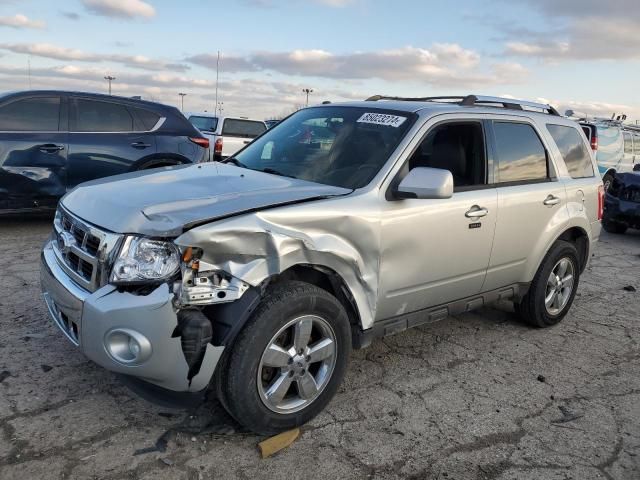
105;329;152;365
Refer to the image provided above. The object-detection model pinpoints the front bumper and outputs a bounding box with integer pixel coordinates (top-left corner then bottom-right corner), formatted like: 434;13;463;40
40;238;223;393
604;196;640;228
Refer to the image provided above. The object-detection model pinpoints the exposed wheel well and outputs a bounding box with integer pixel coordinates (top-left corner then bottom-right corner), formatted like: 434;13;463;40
274;265;362;329
557;227;589;273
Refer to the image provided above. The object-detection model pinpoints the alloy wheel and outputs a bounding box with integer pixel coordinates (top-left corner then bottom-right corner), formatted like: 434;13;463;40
257;315;337;414
544;257;575;316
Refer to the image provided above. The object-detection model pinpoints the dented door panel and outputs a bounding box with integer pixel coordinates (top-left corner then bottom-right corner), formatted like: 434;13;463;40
0;132;68;211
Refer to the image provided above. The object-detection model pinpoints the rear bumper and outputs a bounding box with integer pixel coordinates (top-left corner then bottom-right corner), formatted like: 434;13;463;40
40;238;223;393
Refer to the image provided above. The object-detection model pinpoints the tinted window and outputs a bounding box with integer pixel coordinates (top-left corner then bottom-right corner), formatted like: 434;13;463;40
494;122;548;183
75;99;133;132
234;107;415;189
547;124;594;178
0;97;60;131
222;119;266;138
408;122;486;189
189;115;218;132
134;108;161;130
623;133;633;154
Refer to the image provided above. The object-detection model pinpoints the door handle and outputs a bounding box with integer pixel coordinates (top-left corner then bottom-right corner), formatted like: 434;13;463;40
38;144;64;153
131;142;151;149
465;205;489;218
543;195;561;206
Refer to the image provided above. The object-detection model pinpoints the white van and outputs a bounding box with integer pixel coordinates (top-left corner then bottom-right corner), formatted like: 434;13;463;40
579;119;640;189
187;113;267;160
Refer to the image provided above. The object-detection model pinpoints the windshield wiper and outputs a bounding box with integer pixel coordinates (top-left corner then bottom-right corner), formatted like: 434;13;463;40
260;167;297;179
220;157;247;168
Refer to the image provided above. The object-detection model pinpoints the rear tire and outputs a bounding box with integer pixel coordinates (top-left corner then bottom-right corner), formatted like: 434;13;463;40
602;219;627;234
516;241;580;328
216;281;351;435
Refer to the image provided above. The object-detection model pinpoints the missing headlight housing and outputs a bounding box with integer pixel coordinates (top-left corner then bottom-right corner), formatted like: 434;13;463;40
111;236;180;284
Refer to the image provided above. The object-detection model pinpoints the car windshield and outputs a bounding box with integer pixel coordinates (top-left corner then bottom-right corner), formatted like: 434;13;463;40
189;115;218;132
232;106;416;189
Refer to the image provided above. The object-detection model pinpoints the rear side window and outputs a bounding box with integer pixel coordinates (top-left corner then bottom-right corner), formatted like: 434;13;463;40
189;115;218;132
222;119;266;138
493;122;548;183
0;97;60;131
547;124;594;178
133;108;161;130
624;133;633;154
75;99;133;132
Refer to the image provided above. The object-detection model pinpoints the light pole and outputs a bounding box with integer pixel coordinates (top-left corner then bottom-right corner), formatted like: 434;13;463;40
104;75;116;95
217;101;224;115
302;88;314;107
178;92;187;112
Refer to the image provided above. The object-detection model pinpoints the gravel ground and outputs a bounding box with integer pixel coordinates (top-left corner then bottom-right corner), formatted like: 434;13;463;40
0;217;639;480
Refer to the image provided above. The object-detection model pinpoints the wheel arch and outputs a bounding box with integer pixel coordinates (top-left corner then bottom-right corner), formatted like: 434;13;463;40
204;264;365;350
556;226;590;273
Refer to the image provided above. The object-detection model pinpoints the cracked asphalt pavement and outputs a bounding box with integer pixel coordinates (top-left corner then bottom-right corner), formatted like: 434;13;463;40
0;217;639;479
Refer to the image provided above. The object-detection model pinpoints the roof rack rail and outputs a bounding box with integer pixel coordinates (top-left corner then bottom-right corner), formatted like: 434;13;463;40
365;94;560;116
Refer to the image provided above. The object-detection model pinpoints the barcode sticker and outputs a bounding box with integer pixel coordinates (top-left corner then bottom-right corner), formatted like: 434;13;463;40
357;112;407;128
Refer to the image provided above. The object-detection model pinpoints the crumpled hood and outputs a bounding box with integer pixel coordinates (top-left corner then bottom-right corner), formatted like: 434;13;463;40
61;163;351;236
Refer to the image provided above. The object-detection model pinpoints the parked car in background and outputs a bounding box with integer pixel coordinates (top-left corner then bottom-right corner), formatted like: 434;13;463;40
187;112;266;160
0;90;209;214
578;119;640;190
602;167;640;234
265;119;280;129
42;94;602;435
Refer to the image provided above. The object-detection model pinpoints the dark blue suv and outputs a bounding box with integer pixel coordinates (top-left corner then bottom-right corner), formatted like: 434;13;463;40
0;90;209;214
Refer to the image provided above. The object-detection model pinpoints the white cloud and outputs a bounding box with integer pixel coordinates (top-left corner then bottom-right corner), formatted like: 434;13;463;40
502;0;640;60
188;45;526;88
0;13;45;29
81;0;155;19
0;42;190;72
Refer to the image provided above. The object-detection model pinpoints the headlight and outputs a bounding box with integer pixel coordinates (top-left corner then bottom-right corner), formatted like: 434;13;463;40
110;236;180;284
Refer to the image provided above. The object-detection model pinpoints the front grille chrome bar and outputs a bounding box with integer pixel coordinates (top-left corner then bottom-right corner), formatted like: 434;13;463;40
52;207;123;292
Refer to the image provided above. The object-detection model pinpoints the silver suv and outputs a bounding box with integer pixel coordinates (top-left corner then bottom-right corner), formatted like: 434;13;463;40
41;95;603;434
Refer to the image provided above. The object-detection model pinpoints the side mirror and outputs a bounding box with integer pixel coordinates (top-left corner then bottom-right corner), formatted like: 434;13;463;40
395;167;454;200
634;164;640;172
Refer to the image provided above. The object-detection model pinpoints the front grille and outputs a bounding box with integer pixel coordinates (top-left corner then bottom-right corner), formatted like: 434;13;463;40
52;208;122;292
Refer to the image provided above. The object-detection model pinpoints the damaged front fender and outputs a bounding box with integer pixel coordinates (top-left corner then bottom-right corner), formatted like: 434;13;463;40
174;195;382;329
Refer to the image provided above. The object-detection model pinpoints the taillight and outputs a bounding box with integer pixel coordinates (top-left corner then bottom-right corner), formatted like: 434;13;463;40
190;137;209;149
597;184;604;220
214;138;223;157
590;129;598;151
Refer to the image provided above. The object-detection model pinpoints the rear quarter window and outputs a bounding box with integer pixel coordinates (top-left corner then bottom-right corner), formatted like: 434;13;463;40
222;119;266;138
547;124;594;179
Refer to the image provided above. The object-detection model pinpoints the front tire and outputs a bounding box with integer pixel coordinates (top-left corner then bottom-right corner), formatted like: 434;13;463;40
516;241;580;328
217;281;351;435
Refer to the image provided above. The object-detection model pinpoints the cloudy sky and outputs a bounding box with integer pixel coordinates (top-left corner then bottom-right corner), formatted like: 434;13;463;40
0;0;638;120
